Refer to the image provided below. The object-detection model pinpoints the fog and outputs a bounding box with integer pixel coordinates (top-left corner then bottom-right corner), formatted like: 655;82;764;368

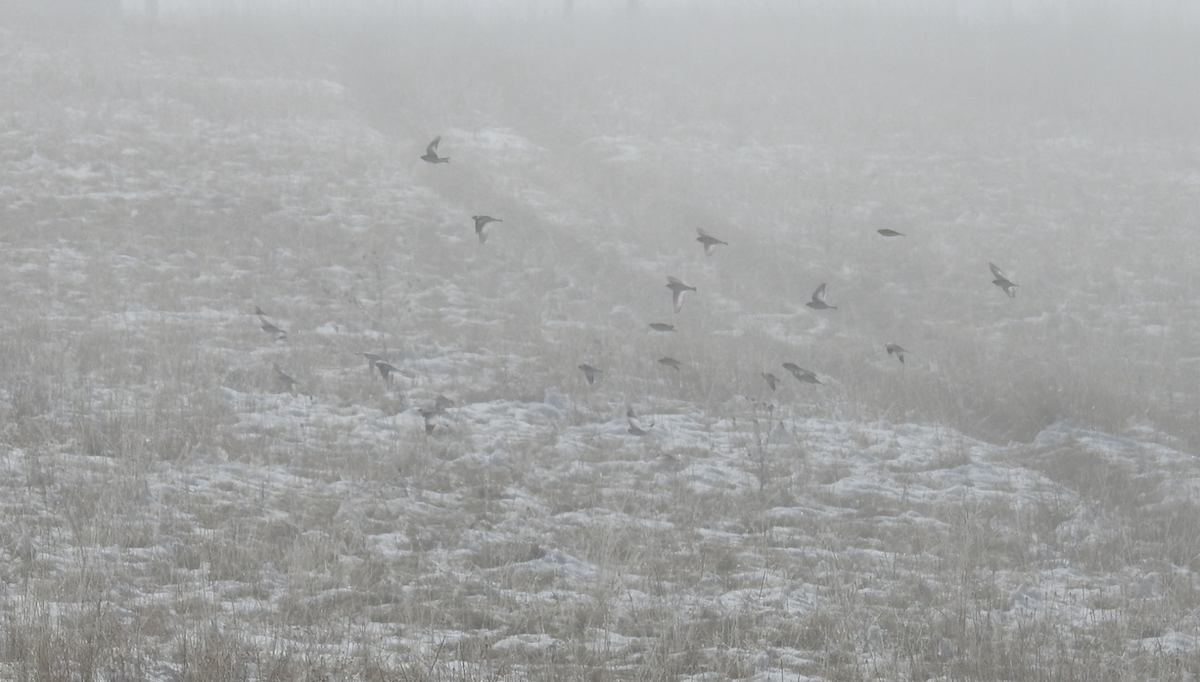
309;1;1199;442
117;0;1200;25
6;4;1200;678
8;0;1200;445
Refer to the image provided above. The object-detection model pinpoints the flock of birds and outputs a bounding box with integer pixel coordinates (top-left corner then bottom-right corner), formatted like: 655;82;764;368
259;134;1023;438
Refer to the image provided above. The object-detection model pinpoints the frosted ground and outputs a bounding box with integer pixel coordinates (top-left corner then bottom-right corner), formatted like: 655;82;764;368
2;6;1200;681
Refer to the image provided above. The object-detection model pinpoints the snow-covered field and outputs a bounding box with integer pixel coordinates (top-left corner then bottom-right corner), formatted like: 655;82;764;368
2;8;1200;681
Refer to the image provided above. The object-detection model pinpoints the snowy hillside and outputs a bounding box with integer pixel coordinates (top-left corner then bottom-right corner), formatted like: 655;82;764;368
2;9;1200;681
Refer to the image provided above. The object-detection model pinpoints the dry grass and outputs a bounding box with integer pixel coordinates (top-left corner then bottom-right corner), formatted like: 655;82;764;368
3;6;1200;682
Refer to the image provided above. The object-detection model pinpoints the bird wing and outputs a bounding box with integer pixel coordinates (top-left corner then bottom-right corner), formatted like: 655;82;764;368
989;263;1006;280
811;283;827;304
426;136;441;155
626;407;645;430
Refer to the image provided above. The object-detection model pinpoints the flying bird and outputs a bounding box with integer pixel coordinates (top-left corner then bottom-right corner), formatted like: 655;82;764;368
472;215;502;243
782;363;821;384
578;363;603;385
806;283;837;310
885;343;907;364
421;136;449;163
627;406;654;436
989;263;1019;297
649;323;676;332
420;396;455;435
658;356;683;371
666;276;697;314
877;228;904;237
762;372;779;391
419;408;441;435
696;228;728;256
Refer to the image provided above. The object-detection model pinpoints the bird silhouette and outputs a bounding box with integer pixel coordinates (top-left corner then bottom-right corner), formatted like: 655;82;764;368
472;215;502;243
649;323;676;332
877;228;904;237
806;283;837;310
420;396;455;435
578;363;603;385
627;406;654;436
421;136;449;163
762;372;779;390
782;363;821;384
419;408;440;435
885;343;907;364
666;276;696;314
989;263;1019;297
696;228;728;256
658;356;683;371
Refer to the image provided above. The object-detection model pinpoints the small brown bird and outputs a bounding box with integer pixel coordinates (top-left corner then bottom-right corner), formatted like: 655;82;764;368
649;323;676;332
782;362;821;384
989;263;1019;297
472;215;502;243
258;315;287;339
658;356;683;371
666;276;696;314
578;363;603;385
419;408;440;435
273;363;299;391
762;372;779;390
421;136;449;163
420;396;455;435
877;228;904;237
627;406;654;436
806;283;837;310
696;228;728;256
885;343;907;364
